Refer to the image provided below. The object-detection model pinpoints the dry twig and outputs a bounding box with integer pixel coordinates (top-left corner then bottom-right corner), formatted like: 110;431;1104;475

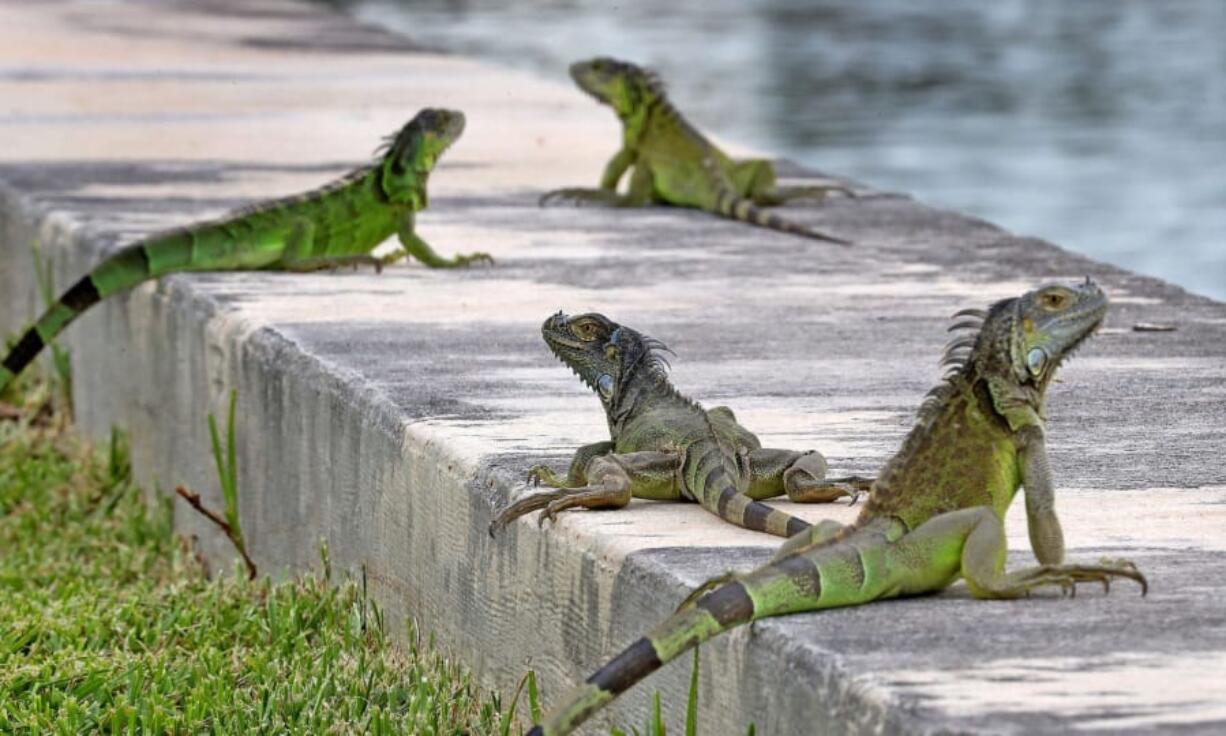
175;484;258;580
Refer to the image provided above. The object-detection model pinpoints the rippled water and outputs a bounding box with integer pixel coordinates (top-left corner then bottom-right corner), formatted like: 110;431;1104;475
343;0;1225;300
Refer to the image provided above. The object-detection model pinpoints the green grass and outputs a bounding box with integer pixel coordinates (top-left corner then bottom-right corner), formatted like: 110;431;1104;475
0;382;725;734
0;387;516;734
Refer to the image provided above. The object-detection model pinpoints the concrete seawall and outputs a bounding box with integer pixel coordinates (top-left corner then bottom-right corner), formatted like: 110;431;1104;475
3;1;1225;733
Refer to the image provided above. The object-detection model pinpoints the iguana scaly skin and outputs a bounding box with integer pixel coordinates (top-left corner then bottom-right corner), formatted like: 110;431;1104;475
0;108;490;391
527;280;1148;735
490;312;868;538
541;58;854;245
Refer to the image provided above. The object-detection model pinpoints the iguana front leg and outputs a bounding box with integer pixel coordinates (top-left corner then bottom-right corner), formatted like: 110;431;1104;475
1018;427;1065;565
396;212;493;269
895;506;1146;598
525;440;614;489
600;146;635;190
490;450;679;533
731;158;855;205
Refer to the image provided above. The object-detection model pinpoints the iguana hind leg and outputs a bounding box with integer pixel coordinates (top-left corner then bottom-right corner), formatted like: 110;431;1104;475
731;158;855;205
772;518;848;561
762;183;857;205
280;254;387;273
806;475;875;502
676;570;741;612
680;513;851;613
680;516;850;611
745;448;866;504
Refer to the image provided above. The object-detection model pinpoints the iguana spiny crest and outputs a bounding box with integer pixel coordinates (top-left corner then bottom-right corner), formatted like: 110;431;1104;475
376;108;465;205
871;278;1109;527
545;57;854;244
924;278;1107;430
491;312;849;540
0;107;487;394
542;311;675;416
568;57;666;120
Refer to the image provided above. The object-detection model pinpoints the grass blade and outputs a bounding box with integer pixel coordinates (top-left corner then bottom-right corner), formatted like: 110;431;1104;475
225;389;238;526
685;647;699;736
527;669;541;724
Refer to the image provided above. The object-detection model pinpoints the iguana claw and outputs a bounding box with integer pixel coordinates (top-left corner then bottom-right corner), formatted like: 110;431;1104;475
1005;561;1148;598
526;465;566;488
539;187;623;208
455;251;494;267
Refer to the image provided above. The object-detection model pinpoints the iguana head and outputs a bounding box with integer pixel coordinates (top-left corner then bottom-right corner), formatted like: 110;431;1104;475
947;278;1108;401
541;311;671;411
379;108;466;203
569;58;663;118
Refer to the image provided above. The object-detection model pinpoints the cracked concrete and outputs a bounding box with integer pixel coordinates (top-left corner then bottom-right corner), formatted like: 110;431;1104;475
1;1;1224;733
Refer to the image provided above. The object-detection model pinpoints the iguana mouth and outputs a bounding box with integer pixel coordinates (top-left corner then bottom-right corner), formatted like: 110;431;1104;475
1051;313;1104;373
574;83;609;106
1054;284;1109;363
542;311;583;351
541;311;600;391
1036;281;1109;385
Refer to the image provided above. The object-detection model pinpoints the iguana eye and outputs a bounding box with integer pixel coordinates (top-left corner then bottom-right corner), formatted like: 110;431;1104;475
571;321;599;341
1040;291;1068;310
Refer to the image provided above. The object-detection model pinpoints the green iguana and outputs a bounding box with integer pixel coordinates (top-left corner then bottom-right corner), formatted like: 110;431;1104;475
541;57;854;245
490;312;868;538
526;280;1148;735
0;108;489;392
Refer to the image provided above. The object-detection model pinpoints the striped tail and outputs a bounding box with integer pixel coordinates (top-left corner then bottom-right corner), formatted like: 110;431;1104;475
527;601;742;735
686;439;811;538
713;189;851;245
0;242;160;391
529;523;886;735
529;548;845;735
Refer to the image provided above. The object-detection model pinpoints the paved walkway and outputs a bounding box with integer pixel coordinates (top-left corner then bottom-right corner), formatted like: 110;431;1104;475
1;1;1223;733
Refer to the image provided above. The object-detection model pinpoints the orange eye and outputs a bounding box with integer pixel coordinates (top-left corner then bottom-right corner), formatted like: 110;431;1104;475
1041;292;1068;309
571;321;599;341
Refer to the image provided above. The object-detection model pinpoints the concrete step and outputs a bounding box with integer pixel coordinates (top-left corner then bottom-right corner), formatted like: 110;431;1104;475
1;1;1223;733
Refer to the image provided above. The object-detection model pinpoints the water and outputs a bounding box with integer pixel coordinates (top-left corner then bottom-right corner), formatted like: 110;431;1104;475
343;0;1226;300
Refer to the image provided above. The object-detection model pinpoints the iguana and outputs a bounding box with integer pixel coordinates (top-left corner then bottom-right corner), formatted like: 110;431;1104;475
0;108;490;392
525;280;1148;735
540;57;854;245
490;312;868;538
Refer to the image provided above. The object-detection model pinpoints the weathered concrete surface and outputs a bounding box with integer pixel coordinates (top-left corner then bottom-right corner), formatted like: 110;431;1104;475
2;1;1225;733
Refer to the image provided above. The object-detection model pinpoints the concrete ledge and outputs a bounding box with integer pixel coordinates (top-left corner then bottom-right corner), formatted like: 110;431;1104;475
3;2;1226;734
